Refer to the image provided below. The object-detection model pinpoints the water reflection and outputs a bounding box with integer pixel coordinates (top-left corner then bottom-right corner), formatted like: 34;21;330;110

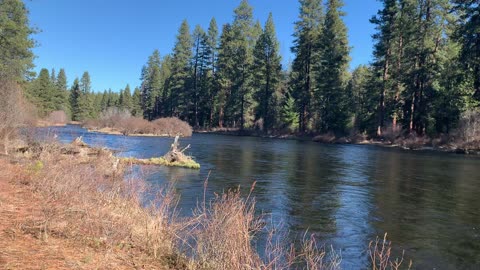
38;125;480;269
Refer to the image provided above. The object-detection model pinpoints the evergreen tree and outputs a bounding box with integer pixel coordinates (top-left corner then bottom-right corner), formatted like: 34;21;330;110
77;71;94;120
55;68;69;114
29;68;55;116
252;13;282;131
169;19;193;120
230;0;256;129
119;84;132;111
69;78;81;120
216;23;236;128
281;91;299;132
0;0;35;81
140;50;163;120
202;17;219;128
192;25;207;127
290;0;324;133
452;0;480;101
131;87;143;117
100;90;108;112
316;0;351;134
347;65;377;133
370;0;399;135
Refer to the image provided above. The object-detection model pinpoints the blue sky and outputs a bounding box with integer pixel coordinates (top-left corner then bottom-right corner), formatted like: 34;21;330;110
25;0;381;92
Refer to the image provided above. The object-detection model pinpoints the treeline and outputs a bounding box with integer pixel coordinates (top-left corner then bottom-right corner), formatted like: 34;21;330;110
137;0;480;138
26;69;143;121
22;0;480;139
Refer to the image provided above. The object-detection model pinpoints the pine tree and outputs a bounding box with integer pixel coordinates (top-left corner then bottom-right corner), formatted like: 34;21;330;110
252;13;282;131
230;0;256;129
370;0;399;135
202;17;219;128
170;19;193;120
69;78;81;120
347;65;377;133
131;87;143;117
290;0;324;133
55;68;69;114
452;0;480;101
140;50;162;120
29;68;56;116
77;71;94;120
192;25;207;127
316;0;351;134
119;84;132;111
0;0;35;81
281;91;299;132
216;23;235;128
100;90;108;112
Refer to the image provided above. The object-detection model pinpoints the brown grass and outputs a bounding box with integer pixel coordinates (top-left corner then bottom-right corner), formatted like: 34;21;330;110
0;142;411;269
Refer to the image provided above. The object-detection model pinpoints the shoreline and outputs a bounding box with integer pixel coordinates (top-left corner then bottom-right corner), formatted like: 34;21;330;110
194;129;480;155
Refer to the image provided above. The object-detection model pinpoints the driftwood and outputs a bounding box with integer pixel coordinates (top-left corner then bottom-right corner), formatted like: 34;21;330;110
163;135;192;163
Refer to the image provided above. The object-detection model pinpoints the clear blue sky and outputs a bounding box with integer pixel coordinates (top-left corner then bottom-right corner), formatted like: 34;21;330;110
25;0;381;92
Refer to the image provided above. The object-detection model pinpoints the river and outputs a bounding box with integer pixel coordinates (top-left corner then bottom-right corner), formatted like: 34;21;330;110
36;125;480;269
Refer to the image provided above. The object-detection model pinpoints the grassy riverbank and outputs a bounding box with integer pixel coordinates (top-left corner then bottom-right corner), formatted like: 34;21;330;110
0;141;410;269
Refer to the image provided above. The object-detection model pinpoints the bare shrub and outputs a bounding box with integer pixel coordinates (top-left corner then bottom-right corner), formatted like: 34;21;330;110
47;110;68;124
151;117;193;137
396;132;430;150
454;109;480;151
84;107;192;137
381;126;403;144
369;233;412;270
0;80;34;154
457;109;480;142
313;132;336;143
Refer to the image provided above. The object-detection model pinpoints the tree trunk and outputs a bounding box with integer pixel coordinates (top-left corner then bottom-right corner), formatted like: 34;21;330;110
378;48;391;136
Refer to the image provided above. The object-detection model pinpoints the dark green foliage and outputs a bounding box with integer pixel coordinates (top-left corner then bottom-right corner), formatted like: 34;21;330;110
252;13;282;131
290;0;324;133
347;65;377;134
119;84;132;110
0;0;35;81
69;78;81;121
170;19;193;119
315;0;351;134
131;87;143;117
27;68;56;116
141;50;163;120
452;0;480;101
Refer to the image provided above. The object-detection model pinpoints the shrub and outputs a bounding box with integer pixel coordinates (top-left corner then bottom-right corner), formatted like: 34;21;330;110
83;107;192;137
47;110;68;124
0;80;35;154
151;117;193;137
457;109;480;143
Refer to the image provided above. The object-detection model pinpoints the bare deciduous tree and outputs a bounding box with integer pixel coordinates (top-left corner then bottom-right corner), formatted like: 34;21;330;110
0;80;30;154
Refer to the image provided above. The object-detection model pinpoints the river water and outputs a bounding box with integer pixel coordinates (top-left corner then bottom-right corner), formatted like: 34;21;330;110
38;125;480;269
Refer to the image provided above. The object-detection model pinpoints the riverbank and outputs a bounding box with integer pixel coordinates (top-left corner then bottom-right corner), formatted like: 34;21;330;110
86;127;170;137
195;129;480;155
0;139;410;269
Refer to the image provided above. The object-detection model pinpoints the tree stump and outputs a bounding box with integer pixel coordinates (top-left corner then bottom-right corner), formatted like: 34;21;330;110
163;136;191;163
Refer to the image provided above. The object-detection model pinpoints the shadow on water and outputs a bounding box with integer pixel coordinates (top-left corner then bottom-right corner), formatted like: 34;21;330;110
37;125;480;269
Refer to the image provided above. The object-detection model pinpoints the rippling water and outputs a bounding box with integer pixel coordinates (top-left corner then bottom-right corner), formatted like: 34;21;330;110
36;125;480;269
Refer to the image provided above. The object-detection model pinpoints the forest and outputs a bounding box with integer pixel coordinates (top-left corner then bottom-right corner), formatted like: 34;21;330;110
14;0;480;141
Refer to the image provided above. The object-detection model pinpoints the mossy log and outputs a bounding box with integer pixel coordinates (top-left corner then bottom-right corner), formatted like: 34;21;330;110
120;136;200;169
